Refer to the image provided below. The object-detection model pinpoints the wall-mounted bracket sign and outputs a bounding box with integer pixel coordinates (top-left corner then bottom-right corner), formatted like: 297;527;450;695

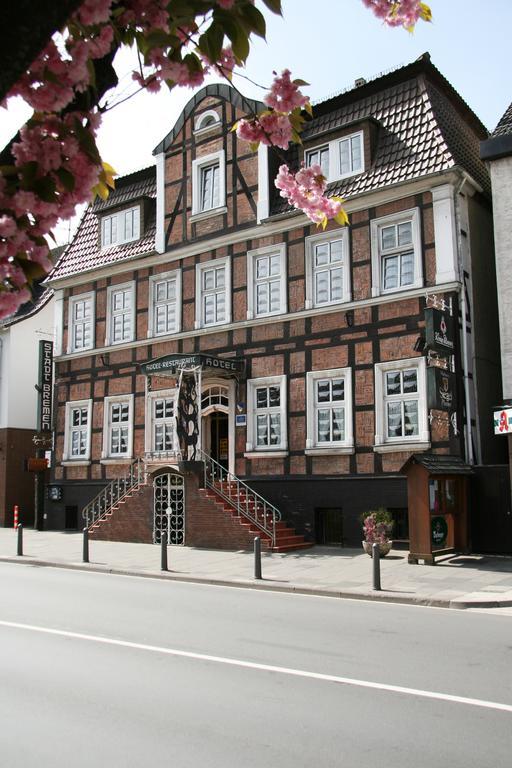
141;353;245;377
27;457;48;472
493;406;512;435
427;366;455;412
425;307;455;354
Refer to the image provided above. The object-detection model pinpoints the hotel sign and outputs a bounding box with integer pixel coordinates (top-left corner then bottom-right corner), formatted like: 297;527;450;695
38;340;53;432
493;407;512;435
425;308;455;353
141;353;245;376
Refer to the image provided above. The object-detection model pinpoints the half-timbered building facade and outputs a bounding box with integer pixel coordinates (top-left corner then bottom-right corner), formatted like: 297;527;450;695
45;54;502;549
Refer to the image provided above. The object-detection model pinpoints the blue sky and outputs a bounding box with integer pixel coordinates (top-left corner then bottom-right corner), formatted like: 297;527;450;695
2;0;511;242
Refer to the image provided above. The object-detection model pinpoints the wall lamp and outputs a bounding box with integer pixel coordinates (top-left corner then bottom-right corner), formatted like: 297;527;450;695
344;310;354;328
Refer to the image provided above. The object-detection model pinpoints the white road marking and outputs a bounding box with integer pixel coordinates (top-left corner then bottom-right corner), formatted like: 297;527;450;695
0;619;511;713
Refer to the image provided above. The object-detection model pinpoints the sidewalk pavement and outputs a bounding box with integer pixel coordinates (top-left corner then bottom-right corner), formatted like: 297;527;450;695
2;528;512;609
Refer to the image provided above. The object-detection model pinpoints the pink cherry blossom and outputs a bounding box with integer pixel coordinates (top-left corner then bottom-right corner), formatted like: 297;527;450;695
275;164;343;227
76;0;113;26
362;0;430;28
264;69;308;114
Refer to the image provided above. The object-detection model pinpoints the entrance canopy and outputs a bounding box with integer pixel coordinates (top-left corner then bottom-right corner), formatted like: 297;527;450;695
141;353;245;378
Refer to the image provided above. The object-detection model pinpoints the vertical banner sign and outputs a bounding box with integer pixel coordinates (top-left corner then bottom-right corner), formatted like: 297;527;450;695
427;366;455;412
38;340;53;432
425;308;455;354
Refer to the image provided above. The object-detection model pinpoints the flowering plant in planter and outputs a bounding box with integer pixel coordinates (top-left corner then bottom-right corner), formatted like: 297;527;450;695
361;508;394;555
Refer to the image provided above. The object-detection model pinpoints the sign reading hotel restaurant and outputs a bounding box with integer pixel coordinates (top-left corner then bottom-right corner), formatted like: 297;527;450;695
493;406;512;435
38;340;53;432
141;353;245;376
427;366;455;412
425;308;455;353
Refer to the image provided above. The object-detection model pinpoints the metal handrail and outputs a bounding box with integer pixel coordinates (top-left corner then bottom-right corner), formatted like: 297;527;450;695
82;458;147;528
198;449;281;546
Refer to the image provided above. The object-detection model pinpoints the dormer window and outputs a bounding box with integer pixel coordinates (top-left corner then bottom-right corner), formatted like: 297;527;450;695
305;129;365;183
101;205;140;248
194;109;221;134
305;145;329;177
339;131;363;177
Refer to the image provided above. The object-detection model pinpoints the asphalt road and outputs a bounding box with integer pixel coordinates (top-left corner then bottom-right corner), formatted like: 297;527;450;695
1;561;511;767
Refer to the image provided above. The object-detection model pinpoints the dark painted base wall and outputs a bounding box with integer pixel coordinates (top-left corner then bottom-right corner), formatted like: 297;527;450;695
245;475;407;545
44;481;106;530
45;472;407;547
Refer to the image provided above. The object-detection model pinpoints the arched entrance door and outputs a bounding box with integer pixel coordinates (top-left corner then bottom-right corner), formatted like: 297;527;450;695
201;383;232;471
153;472;185;545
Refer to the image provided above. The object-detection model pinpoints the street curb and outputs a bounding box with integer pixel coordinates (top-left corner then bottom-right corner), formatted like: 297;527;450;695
3;554;508;609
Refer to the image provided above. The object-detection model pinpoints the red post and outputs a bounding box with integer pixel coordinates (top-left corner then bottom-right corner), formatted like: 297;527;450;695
13;505;19;530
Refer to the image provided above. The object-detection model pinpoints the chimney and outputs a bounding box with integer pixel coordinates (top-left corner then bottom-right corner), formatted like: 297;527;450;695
354;77;366;88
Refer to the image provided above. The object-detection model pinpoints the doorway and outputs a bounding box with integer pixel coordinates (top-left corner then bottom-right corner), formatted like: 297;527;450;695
209;412;229;469
153;473;185;545
315;508;344;546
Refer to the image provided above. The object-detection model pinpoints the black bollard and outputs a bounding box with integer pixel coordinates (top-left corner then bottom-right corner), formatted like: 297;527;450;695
17;524;23;557
161;535;168;571
372;542;381;591
83;527;89;563
254;536;262;580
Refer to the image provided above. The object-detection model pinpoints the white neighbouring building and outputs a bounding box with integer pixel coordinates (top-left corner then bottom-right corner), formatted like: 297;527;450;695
0;283;54;527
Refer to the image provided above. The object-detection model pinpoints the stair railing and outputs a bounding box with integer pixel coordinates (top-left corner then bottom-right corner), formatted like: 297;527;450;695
198;449;280;547
82;457;147;529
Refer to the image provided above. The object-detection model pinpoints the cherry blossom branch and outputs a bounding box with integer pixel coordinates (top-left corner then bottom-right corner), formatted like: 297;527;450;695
0;0;431;318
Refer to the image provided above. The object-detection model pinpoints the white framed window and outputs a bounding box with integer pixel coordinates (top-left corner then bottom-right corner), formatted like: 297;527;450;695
101;205;140;248
106;282;135;345
148;270;181;337
371;208;422;296
338;131;363;178
246;375;287;454
305;130;364;183
68;292;95;353
247;244;287;319
305;145;329;177
305;229;350;309
191;151;226;217
102;395;134;460
145;390;177;455
374;357;430;453
194;109;221;134
306;368;353;454
63;399;92;462
195;257;231;328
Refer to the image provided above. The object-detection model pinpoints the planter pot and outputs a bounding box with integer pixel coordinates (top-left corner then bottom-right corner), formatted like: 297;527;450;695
362;540;392;557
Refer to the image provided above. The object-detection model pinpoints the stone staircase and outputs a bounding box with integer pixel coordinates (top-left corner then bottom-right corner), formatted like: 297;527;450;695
83;454;312;552
203;482;312;552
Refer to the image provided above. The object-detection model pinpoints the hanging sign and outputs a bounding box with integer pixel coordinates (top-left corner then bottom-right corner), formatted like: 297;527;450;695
427;366;455;412
27;457;48;472
37;340;53;432
425;308;455;353
493;407;512;435
141;353;245;376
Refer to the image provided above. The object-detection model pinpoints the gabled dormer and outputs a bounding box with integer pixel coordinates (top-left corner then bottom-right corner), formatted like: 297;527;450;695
153;84;265;253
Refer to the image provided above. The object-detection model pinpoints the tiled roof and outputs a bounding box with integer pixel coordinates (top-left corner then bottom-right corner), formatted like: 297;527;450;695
1;279;53;328
402;454;473;475
492;102;512;138
50;167;156;281
271;54;490;215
